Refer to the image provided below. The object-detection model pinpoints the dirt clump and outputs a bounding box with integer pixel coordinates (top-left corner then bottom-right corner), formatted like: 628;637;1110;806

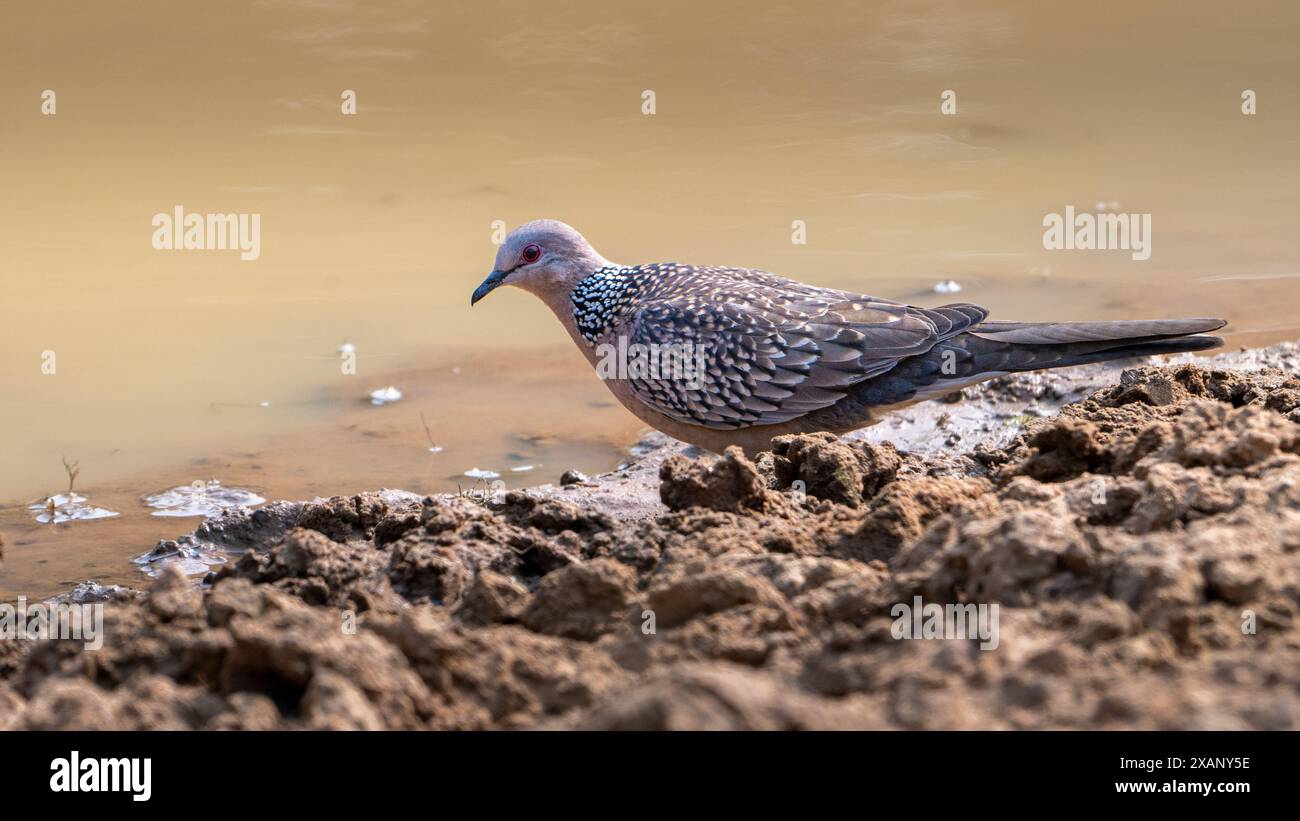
770;434;902;507
659;446;772;513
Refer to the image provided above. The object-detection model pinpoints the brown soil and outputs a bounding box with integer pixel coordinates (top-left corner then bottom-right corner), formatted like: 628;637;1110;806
3;362;1300;730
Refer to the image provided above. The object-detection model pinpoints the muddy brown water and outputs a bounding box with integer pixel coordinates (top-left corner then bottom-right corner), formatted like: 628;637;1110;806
2;0;1300;599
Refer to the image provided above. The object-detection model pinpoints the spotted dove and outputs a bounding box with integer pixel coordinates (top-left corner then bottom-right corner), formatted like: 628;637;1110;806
472;220;1225;455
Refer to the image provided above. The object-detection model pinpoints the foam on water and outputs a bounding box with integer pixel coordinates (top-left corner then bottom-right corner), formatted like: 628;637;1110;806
144;480;266;517
28;493;120;524
369;386;403;406
132;534;227;577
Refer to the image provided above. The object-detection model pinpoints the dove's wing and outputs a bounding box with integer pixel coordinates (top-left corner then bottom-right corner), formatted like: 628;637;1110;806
621;266;987;429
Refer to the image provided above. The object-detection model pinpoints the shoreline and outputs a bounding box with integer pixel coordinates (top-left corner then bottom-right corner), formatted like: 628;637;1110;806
1;336;1287;602
0;343;643;602
9;340;1300;601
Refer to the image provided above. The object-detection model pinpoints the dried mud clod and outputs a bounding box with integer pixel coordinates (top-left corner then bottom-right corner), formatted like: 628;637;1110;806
770;434;902;507
5;361;1300;730
658;446;772;513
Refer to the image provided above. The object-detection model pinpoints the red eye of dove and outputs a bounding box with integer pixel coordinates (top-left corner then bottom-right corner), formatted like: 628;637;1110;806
521;244;542;264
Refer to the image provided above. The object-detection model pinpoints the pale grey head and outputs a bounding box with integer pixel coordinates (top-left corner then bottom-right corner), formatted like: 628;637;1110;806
471;220;612;306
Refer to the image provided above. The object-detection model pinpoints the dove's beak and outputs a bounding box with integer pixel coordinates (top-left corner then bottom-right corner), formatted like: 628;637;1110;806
471;269;508;306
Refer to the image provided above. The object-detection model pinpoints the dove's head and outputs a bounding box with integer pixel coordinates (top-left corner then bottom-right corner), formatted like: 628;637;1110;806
471;220;610;306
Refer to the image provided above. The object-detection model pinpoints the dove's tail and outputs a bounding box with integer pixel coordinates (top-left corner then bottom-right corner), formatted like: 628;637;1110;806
958;316;1228;372
858;316;1227;407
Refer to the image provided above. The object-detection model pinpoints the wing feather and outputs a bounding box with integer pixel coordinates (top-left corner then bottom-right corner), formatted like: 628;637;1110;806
621;266;987;429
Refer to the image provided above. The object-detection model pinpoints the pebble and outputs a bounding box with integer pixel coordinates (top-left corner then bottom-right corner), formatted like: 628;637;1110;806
560;469;589;486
